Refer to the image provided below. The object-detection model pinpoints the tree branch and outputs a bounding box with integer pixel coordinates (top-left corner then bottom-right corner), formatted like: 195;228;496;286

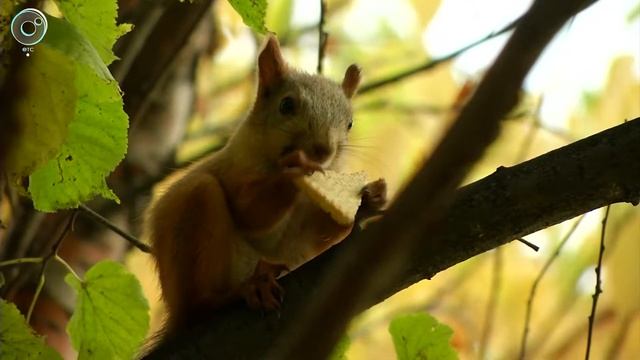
316;0;328;74
145;117;639;359
519;215;585;359
358;12;523;95
272;0;598;358
585;204;611;359
78;205;151;253
26;211;77;322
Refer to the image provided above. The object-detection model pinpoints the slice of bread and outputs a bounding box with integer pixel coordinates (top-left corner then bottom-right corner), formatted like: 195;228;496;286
294;170;367;225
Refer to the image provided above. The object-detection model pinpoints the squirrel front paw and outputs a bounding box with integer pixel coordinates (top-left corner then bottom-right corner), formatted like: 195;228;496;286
278;150;324;178
361;179;387;210
357;178;387;222
239;261;288;311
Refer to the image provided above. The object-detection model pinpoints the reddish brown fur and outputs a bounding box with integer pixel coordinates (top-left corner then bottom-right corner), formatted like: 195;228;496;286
147;172;236;328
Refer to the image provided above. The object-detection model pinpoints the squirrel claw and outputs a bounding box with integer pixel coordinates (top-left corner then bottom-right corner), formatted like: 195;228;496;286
360;178;387;210
279;150;324;177
240;261;287;311
356;179;387;223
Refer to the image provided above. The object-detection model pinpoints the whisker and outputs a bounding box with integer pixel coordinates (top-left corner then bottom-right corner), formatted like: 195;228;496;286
340;144;376;150
338;148;391;174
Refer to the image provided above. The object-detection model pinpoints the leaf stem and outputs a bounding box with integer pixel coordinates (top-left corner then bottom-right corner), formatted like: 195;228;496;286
55;254;82;283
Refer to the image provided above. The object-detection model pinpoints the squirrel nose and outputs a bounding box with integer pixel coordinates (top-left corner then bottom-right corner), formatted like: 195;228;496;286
310;143;331;162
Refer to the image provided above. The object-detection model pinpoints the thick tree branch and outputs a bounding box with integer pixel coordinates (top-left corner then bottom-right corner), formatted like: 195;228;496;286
145;118;639;359
272;0;598;358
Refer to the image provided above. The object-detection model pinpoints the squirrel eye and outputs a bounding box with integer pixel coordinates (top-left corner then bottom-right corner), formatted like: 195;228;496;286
279;96;296;116
347;119;353;130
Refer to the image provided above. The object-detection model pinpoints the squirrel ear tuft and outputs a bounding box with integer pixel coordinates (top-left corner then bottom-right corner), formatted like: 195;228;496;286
258;34;287;94
342;64;361;99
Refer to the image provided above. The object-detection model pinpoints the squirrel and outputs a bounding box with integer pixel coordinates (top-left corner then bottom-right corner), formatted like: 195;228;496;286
144;35;387;330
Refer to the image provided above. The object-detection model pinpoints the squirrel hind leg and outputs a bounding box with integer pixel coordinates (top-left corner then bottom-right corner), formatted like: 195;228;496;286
153;172;238;328
236;261;288;311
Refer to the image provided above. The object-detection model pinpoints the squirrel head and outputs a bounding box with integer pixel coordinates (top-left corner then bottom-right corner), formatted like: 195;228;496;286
246;35;361;169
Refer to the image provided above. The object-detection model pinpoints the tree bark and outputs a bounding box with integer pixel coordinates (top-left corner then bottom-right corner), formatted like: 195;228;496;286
145;117;640;359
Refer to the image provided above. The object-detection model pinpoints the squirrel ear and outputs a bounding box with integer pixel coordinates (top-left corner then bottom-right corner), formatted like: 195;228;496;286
342;64;361;99
258;35;287;94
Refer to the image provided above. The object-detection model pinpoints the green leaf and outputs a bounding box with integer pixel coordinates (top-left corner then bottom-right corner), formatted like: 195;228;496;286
0;299;63;360
329;335;351;360
389;312;458;360
5;46;76;181
40;14;113;80
227;0;269;34
55;0;132;65
65;260;150;360
28;15;128;212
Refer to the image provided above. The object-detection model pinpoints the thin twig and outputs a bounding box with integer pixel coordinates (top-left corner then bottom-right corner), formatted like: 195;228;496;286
519;214;585;360
26;272;45;323
279;0;351;46
358;14;524;95
317;0;328;74
356;99;572;144
585;205;610;360
479;247;503;359
26;211;77;323
0;257;43;268
516;238;540;252
79;204;152;253
552;309;614;359
524;207;634;359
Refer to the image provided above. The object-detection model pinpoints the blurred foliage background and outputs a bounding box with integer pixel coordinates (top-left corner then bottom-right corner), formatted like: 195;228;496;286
127;0;640;359
125;0;640;358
